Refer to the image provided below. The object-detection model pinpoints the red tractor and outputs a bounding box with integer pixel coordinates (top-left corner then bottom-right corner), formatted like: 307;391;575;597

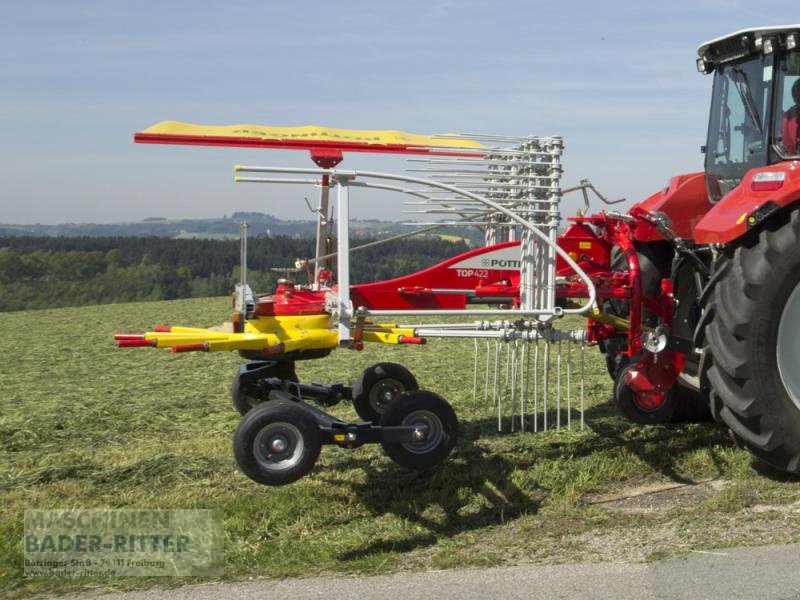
119;25;800;485
602;25;800;474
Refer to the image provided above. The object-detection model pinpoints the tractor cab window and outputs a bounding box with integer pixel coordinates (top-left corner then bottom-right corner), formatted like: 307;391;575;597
705;54;772;202
774;50;800;158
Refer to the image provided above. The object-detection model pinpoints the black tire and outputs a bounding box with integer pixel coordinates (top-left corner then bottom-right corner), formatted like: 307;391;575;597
704;209;800;473
232;362;298;416
670;382;713;423
352;362;418;423
602;242;672;380
233;401;321;486
614;361;678;424
605;242;713;423
603;334;629;380
379;390;458;470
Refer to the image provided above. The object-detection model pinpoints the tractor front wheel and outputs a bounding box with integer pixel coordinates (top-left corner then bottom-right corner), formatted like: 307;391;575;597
705;209;800;473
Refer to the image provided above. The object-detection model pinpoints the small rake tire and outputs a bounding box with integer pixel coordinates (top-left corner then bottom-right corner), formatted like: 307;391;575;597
704;209;800;473
379;391;458;470
352;362;418;423
233;401;321;486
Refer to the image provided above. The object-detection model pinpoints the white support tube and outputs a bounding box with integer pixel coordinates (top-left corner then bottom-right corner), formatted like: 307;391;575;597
410;327;586;342
364;308;563;317
234;177;325;185
314;175;330;288
335;177;351;345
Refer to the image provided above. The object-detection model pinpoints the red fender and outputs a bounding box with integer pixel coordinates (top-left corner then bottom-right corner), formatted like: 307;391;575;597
630;172;712;241
695;163;800;244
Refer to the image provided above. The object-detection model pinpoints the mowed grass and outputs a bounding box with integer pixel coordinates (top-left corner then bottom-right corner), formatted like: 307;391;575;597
2;297;800;597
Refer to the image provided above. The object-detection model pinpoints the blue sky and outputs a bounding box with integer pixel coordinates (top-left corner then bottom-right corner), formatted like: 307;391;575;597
0;1;792;224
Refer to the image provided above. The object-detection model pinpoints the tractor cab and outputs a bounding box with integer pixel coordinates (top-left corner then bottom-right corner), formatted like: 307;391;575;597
698;26;800;202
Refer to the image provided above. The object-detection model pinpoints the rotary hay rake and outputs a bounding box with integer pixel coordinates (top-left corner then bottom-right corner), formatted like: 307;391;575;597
115;121;671;486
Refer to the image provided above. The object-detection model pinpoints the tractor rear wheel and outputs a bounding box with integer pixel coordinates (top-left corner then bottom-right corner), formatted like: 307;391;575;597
704;209;800;473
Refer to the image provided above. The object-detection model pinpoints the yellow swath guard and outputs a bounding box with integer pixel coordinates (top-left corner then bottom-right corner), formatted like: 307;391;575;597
115;314;420;353
138;121;484;150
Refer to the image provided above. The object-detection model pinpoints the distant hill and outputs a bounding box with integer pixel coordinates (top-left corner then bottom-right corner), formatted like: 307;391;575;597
0;212;483;244
0;233;473;312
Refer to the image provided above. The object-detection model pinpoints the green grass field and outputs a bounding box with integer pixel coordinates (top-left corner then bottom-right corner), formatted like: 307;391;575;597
2;297;800;598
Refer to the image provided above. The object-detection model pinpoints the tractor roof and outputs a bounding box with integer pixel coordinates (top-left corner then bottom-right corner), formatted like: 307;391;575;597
698;24;800;62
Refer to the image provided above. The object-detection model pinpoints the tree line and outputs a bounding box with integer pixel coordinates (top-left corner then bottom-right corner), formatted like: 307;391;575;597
0;235;470;312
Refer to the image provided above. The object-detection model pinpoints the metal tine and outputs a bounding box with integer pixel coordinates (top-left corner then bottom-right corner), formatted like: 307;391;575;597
413;190;555;199
534;336;540;432
401;209;500;215
580;342;585;430
472;338;479;414
411;170;560;181
436;187;552;194
501;341;511;432
493;339;500;424
402;205;543;213
403;196;540;205
510;340;518;432
402;209;554;217
484;339;491;412
543;339;549;432
445;132;562;142
407;203;532;210
567;336;572;430
412;166;555;176
517;341;522;429
519;340;526;431
412;146;558;159
439;147;557;157
443;177;557;184
404;189;483;194
404;200;496;205
410;168;557;177
407;198;499;204
519;340;530;431
557;337;562;431
437;182;556;189
407;157;558;167
401;221;497;226
400;207;505;214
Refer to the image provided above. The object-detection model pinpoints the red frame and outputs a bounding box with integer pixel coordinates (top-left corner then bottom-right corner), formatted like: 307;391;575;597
135;132;485;159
